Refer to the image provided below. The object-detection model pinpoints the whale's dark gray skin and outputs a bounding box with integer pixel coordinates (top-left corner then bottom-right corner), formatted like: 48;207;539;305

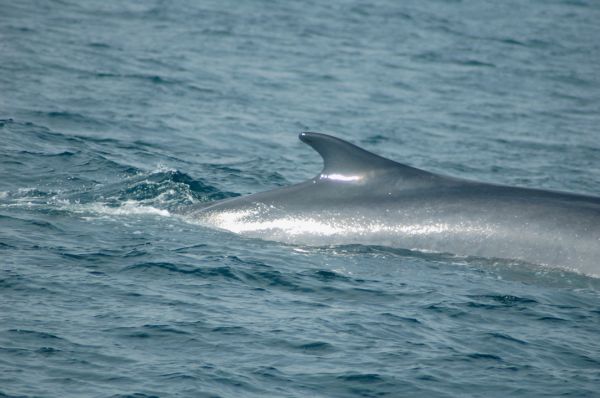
185;132;600;275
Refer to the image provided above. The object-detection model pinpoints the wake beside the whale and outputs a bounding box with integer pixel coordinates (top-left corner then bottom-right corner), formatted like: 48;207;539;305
182;132;600;276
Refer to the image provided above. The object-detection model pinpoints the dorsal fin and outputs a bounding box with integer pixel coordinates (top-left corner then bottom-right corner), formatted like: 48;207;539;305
299;132;428;179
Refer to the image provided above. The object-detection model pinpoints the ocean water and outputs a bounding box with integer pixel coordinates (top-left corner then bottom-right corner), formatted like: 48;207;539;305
1;0;600;396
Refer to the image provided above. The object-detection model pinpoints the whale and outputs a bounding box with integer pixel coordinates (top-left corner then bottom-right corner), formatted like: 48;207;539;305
185;132;600;275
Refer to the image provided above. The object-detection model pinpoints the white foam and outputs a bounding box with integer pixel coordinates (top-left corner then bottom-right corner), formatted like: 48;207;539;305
152;163;177;174
68;200;171;218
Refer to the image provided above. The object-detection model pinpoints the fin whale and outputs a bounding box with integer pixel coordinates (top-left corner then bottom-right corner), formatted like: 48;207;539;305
186;132;600;276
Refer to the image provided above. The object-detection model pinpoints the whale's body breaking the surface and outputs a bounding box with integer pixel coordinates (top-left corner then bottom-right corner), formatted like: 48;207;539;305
186;133;600;275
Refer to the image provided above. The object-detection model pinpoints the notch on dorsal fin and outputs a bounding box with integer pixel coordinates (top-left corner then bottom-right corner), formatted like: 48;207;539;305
299;132;427;178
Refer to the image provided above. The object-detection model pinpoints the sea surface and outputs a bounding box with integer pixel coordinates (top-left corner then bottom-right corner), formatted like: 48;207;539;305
1;0;600;397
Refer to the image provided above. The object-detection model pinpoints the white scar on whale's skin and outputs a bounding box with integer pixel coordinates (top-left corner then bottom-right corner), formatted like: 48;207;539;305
183;132;600;277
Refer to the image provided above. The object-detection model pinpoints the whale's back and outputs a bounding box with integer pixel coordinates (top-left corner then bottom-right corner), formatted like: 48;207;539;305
186;133;600;275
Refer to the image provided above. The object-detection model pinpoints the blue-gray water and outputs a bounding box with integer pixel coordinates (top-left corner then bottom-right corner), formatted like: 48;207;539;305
2;0;600;397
